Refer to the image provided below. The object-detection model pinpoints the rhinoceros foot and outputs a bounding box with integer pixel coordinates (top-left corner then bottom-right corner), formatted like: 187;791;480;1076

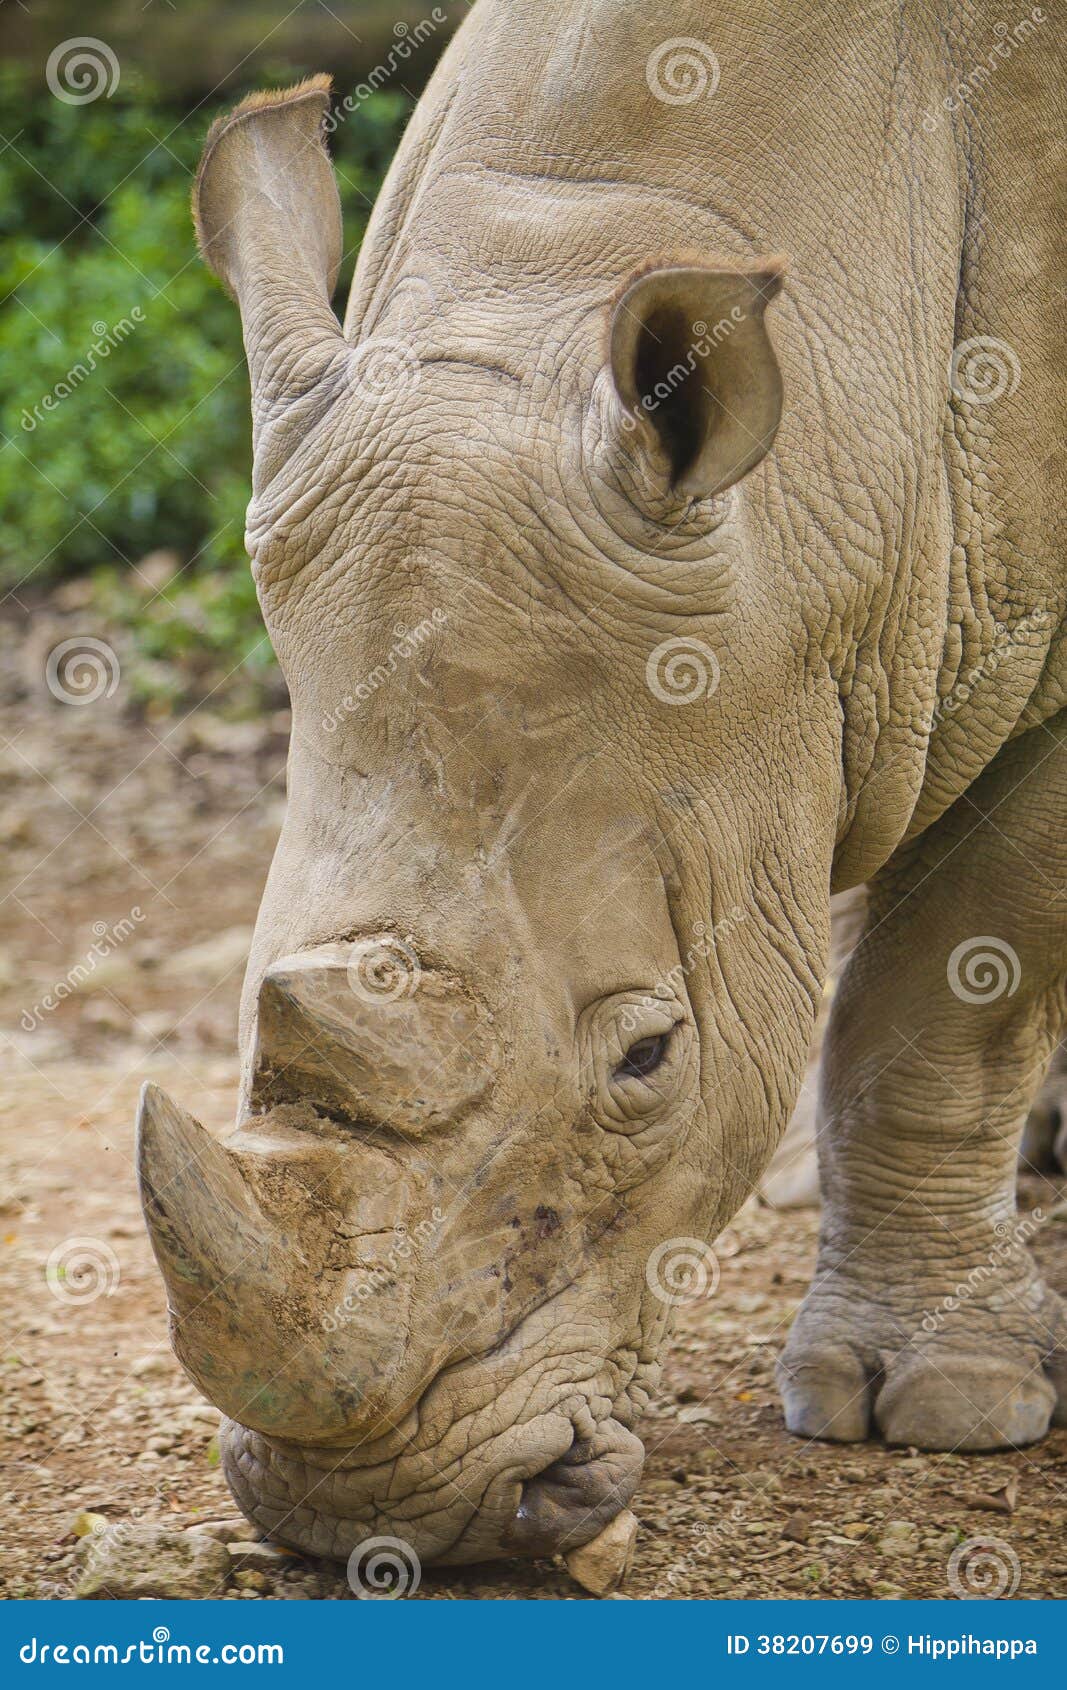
777;1271;1067;1452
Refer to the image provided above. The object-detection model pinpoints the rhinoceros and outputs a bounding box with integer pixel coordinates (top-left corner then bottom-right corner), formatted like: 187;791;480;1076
137;0;1066;1570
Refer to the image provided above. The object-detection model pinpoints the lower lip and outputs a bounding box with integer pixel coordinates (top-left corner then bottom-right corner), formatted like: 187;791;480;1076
506;1442;642;1557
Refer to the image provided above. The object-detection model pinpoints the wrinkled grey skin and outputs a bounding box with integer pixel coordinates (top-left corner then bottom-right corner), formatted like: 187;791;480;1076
139;0;1066;1568
763;903;1067;1207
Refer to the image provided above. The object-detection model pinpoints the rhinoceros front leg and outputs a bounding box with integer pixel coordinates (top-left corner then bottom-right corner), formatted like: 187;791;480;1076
778;716;1067;1450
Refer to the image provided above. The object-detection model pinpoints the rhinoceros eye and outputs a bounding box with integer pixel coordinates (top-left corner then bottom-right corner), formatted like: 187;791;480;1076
615;1031;670;1081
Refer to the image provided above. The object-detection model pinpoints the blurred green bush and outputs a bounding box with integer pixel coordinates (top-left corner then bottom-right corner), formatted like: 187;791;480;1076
0;67;410;692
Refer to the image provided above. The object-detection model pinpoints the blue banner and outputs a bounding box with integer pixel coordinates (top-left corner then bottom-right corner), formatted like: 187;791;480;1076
4;1599;1064;1685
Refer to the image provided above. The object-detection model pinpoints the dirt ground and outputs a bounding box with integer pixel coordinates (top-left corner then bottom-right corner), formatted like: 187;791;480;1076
2;599;1066;1602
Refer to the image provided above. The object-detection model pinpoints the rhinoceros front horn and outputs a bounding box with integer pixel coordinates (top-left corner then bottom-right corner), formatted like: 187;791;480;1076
137;1081;270;1298
137;1081;419;1441
136;1081;292;1423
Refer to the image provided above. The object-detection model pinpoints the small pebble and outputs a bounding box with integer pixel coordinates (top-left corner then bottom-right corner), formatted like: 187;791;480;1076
234;1570;269;1591
564;1510;639;1597
781;1511;813;1545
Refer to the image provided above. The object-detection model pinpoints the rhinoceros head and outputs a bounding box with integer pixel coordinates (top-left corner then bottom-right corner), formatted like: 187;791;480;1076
139;77;835;1568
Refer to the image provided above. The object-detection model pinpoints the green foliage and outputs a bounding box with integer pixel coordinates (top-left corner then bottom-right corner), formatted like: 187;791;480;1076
90;560;277;714
0;66;410;675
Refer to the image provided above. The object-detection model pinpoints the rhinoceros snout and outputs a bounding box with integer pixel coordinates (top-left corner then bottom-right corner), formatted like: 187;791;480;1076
250;938;498;1136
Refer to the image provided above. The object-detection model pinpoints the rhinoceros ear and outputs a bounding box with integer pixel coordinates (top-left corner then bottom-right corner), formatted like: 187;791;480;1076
193;77;347;457
608;259;786;501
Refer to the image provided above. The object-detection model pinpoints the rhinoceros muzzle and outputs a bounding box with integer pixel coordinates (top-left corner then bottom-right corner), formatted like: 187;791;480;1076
137;941;647;1565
